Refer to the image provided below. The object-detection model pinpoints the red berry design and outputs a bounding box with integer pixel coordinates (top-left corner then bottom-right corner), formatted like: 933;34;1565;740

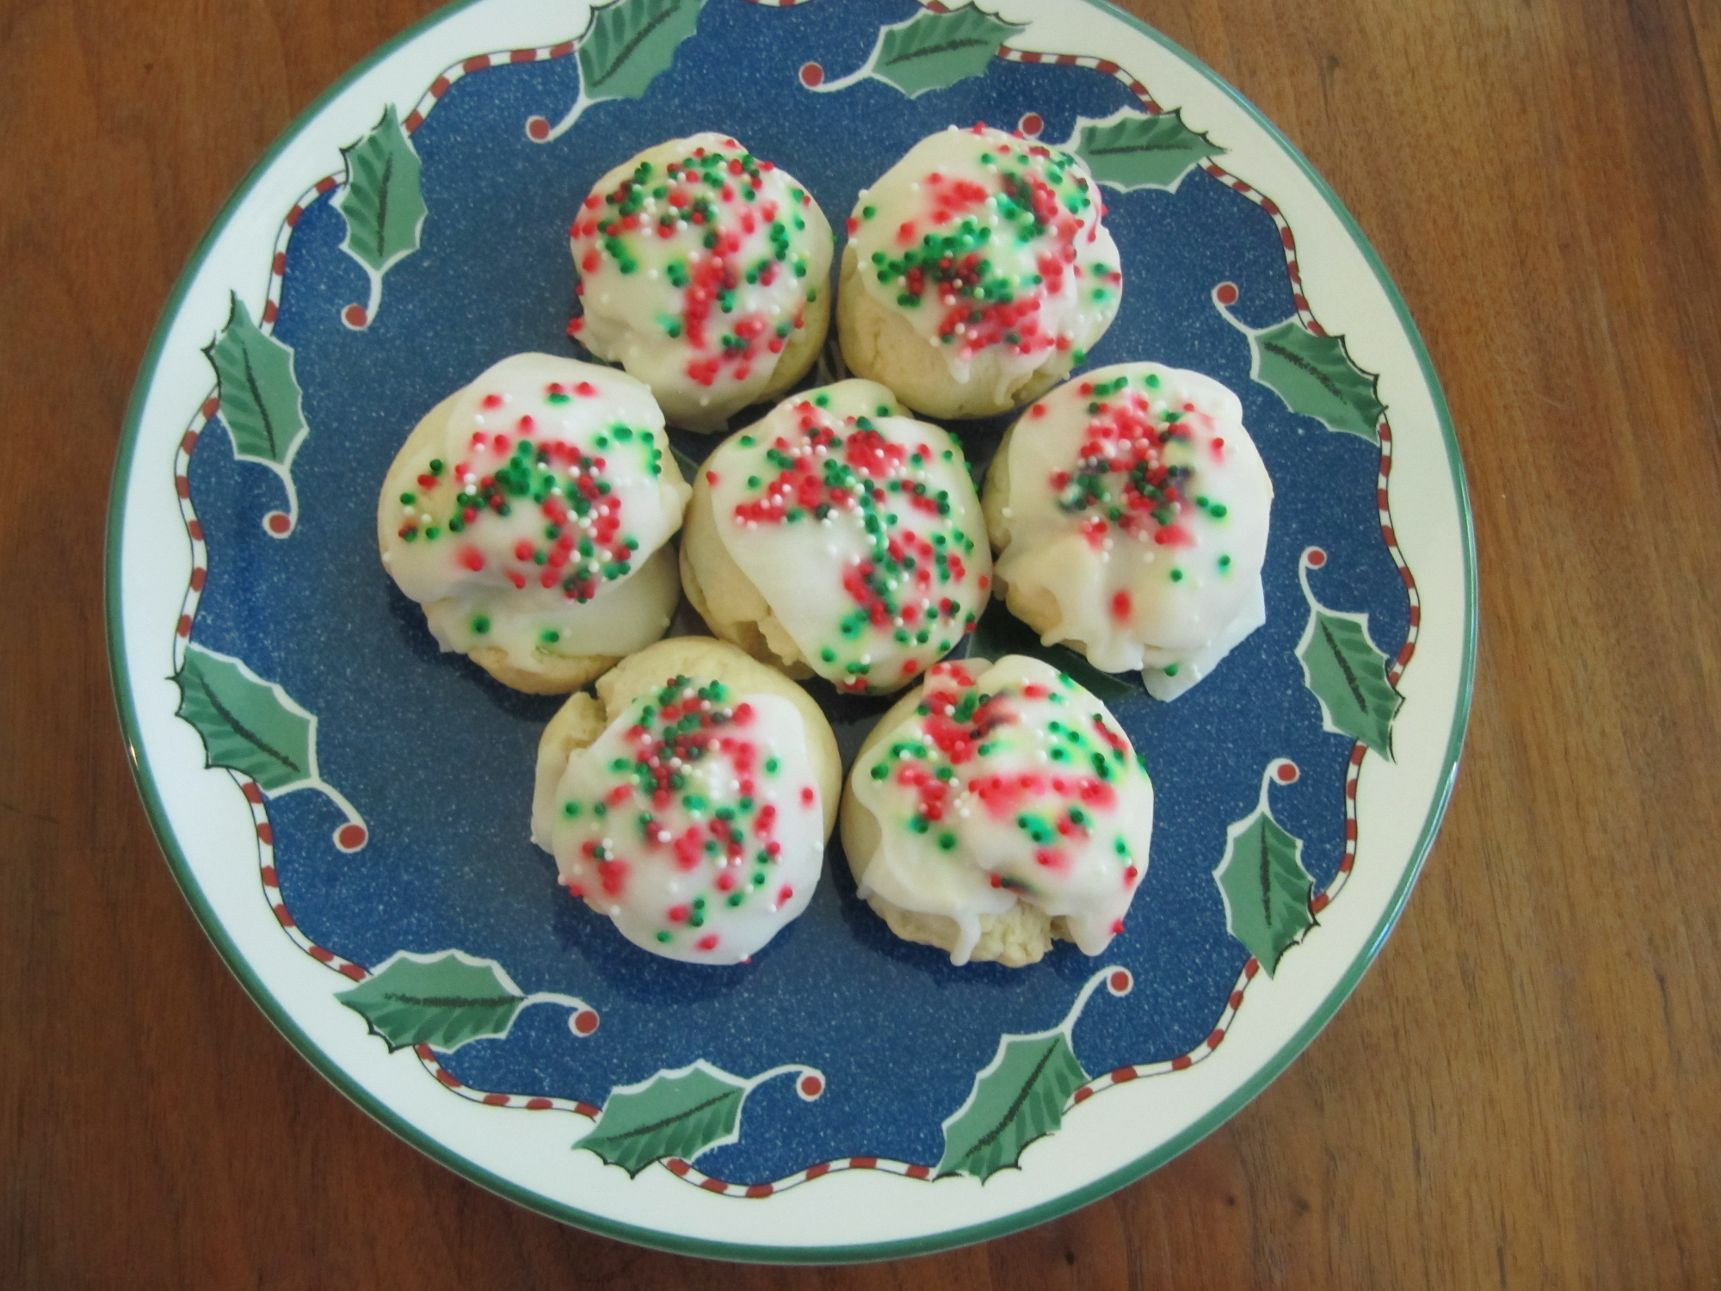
525;115;550;142
342;303;368;329
1215;281;1239;306
798;61;824;88
1018;111;1044;137
572;1009;600;1036
1275;761;1300;784
335;823;368;852
798;1073;824;1099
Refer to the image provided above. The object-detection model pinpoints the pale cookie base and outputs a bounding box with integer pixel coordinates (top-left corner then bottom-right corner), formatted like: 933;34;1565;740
835;246;1070;420
421;545;677;694
980;423;1081;657
379;393;677;694
678;470;813;679
531;635;842;853
838;665;1071;967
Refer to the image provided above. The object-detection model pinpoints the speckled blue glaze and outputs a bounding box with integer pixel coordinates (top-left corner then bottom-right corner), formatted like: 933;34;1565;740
182;0;1407;1183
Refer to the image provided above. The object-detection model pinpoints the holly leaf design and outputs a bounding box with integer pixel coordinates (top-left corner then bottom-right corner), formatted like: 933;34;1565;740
337;952;526;1052
1250;321;1385;442
1067;108;1223;192
337;105;426;277
938;1030;1088;1180
1213;794;1313;976
578;0;706;104
202;293;308;471
856;5;1025;99
174;643;317;793
576;1062;748;1177
1298;603;1403;757
968;600;1136;701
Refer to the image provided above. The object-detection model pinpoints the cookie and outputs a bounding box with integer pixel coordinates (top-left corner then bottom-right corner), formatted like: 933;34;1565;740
837;124;1121;419
377;353;690;692
531;636;840;964
839;655;1154;966
568;132;834;431
983;363;1273;699
680;378;992;694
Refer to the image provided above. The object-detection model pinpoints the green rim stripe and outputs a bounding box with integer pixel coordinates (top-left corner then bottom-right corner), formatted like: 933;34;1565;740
104;0;1478;1265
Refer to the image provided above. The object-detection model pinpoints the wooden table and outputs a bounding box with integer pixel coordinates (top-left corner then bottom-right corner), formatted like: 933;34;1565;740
5;0;1717;1283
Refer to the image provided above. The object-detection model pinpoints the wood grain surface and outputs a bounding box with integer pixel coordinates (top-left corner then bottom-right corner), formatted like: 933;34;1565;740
4;0;1718;1285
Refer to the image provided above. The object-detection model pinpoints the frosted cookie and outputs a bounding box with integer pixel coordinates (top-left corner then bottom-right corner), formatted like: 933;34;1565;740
983;364;1273;700
680;379;992;694
837;124;1121;419
568;133;835;432
841;655;1153;967
377;354;690;693
531;637;840;964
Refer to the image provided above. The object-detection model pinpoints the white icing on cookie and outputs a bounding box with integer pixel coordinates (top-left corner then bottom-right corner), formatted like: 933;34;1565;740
379;353;689;669
569;133;834;429
539;676;826;964
994;363;1273;698
849;655;1153;965
705;379;992;692
847;124;1121;394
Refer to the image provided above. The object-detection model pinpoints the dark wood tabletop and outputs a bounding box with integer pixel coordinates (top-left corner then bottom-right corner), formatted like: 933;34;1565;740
5;0;1718;1284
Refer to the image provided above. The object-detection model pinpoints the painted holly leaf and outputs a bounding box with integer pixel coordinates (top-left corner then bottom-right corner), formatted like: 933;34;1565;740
968;600;1136;701
202;293;308;471
1214;801;1313;975
936;967;1128;1180
174;643;317;793
578;0;706;104
173;642;371;849
1068;108;1223;191
1251;321;1385;442
1299;603;1402;757
862;5;1025;99
938;1030;1088;1181
338;952;526;1052
576;1063;748;1177
337;105;426;276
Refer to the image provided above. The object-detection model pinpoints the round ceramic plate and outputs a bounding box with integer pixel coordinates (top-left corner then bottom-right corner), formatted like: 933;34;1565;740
108;0;1474;1263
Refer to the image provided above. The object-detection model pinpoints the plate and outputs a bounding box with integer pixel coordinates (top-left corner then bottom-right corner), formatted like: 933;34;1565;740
107;0;1475;1263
